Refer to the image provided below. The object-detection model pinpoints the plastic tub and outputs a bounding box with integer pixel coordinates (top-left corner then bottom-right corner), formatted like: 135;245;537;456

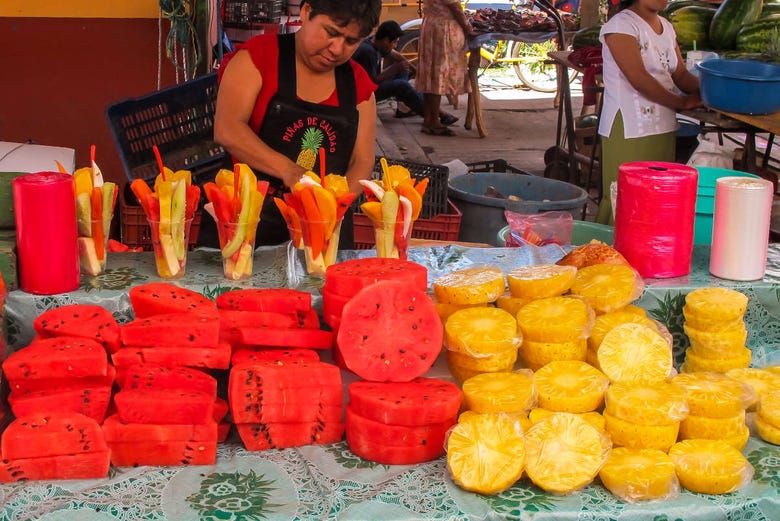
496;220;614;247
694;166;760;244
448;172;588;245
697;59;780;115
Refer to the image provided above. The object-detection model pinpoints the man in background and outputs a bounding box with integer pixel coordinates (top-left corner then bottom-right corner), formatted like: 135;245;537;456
352;20;458;126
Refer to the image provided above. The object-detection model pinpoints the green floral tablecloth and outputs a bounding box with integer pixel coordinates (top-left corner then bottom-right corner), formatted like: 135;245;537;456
2;243;780;520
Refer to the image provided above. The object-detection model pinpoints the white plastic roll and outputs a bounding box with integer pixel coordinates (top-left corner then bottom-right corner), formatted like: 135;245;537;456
710;176;774;281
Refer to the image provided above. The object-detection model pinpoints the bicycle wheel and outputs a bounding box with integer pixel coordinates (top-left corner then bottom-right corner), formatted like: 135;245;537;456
511;41;578;93
397;29;420;79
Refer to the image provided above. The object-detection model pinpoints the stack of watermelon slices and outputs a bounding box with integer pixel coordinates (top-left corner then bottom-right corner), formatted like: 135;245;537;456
2;336;115;422
325;258;462;465
221;288;344;450
0;413;111;482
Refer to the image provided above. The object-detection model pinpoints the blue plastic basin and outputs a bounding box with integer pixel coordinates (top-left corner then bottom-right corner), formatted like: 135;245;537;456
697;59;780;115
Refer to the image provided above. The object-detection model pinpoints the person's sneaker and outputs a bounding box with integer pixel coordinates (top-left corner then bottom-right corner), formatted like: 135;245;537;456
395;109;417;119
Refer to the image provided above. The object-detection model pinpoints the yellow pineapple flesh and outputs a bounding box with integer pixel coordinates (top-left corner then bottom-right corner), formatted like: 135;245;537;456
506;264;577;299
444;307;520;356
520;339;587;371
446;412;526;495
604;382;689;426
434;300;486;322
679;411;746;440
684;323;748;358
683;287;748;326
446;348;518;372
754;414;780;445
668;439;753;495
516;296;593;343
597;323;673;385
671;372;756;418
603;412;680;452
496;292;533;317
529;408;605;431
681;347;752;373
725;368;780;404
433;267;505;305
533;360;609;413
569;264;643;314
523;412;611;494
599;447;679;502
462;370;536;414
587;309;659;353
758;389;780;429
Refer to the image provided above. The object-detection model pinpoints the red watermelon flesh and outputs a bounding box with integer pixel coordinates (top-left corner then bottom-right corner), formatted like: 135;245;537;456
129;282;216;318
322;289;350;319
0;451;111;482
228;361;341;391
348;378;462;426
8;364;116;393
231;347;320;367
120;312;220;347
114;389;215;425
111;343;231;370
8;385;112;423
230;382;343;419
337;280;443;382
213;397;229;423
346;428;444;465
119;364;217;395
33;304;121;354
323;311;340;331
233;402;342;424
324;258;428;297
1;336;109;381
216;288;312;314
219;309;320;344
345;405;456;447
108;439;217;467
235;421;344;451
218;422;231;442
101;414;218;443
237;327;333;350
1;413;108;459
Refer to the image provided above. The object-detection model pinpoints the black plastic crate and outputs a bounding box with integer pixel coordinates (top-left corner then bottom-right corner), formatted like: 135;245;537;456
105;72;231;185
222;0;283;25
369;157;449;219
466;159;527;175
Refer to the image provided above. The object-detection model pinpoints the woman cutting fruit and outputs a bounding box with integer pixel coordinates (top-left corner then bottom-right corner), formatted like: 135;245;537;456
214;0;382;247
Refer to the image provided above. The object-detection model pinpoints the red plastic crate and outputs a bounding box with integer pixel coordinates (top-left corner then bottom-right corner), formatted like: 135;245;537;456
353;199;462;250
120;197;201;251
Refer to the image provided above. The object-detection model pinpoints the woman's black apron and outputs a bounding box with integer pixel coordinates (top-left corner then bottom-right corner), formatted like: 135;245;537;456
255;33;360;248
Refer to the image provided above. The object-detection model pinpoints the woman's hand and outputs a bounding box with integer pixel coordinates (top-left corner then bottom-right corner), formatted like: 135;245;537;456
680;93;703;110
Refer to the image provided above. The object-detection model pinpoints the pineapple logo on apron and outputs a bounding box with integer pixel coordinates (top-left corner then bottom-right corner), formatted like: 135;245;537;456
283;116;339;171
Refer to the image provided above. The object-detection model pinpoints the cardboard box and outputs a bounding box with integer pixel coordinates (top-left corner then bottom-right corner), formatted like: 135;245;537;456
0;230;17;290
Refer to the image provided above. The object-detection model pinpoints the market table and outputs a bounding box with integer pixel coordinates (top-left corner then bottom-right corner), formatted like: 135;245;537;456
2;242;780;520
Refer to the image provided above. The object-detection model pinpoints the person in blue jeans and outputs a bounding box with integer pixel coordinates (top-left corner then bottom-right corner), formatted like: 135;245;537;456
352;20;458;126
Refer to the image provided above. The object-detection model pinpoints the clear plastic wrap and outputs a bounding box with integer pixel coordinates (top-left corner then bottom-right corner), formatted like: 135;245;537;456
520;338;588;372
461;369;536;414
597;323;674;385
503;210;573;248
671;372;758;418
603;412;680;452
604;382;689;426
598;447;680;503
444;306;522;357
516;296;595;343
668;439;754;495
532;360;609;414
569;263;646;314
506;264;577;299
432;266;506;305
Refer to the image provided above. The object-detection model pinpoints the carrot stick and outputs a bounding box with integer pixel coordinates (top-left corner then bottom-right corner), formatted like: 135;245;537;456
153;145;166;181
319;147;326;185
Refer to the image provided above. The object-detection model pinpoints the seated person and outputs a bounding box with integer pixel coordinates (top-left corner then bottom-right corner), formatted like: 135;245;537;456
352;20;458;126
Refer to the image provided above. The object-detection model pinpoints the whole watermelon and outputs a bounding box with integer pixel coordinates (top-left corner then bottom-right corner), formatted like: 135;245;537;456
670;6;716;50
736;16;780;53
709;0;763;50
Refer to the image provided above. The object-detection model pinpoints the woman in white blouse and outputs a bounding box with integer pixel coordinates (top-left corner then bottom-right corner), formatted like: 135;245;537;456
596;0;702;225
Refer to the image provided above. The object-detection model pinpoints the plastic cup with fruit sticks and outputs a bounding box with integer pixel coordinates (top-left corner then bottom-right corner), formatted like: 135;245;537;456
147;216;193;279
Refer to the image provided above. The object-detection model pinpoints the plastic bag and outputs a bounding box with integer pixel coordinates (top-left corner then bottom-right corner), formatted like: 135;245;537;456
686;134;734;169
504;210;573;247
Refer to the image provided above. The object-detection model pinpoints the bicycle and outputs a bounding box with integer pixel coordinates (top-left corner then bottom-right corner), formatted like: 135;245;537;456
395;2;578;93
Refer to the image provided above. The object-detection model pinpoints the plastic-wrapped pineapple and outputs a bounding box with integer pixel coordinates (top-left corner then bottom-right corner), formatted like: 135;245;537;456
599;447;679;502
462;370;536;414
605;382;689;426
495;292;533;317
678;411;749;450
533;360;609;413
725;368;780;404
569;264;644;314
684;322;748;359
433;267;505;305
433;298;486;322
755;389;780;445
682;287;748;331
506;264;577;299
597;323;674;385
458;410;533;433
516;296;594;343
681;347;752;374
445;307;520;383
520;338;587;371
446;412;526;495
668;439;753;494
587;308;660;353
603;412;680;452
523;412;611;494
529;408;605;431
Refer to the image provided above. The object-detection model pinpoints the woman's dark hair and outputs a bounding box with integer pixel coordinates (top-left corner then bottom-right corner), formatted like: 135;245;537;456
303;0;382;38
619;0;636;8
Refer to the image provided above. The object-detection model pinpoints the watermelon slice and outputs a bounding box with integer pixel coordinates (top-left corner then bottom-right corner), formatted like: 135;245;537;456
234;403;342;424
120;312;220;347
8;385;113;423
33;304;121;354
2;336;109;381
8;365;116;393
231;347;320;367
219;309;320;344
111;343;231;370
108;439;217;467
0;451;111;482
102;414;218;443
213;397;229;423
337;280;443;382
216;288;312;314
346;428;444;465
228;361;341;389
322;289;351;320
119;364;218;395
348;378;462;426
129;282;216;318
324;258;428;297
218;422;231;442
1;413;108;459
235;421;344;451
114;389;215;424
345;405;456;447
237;327;333;350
